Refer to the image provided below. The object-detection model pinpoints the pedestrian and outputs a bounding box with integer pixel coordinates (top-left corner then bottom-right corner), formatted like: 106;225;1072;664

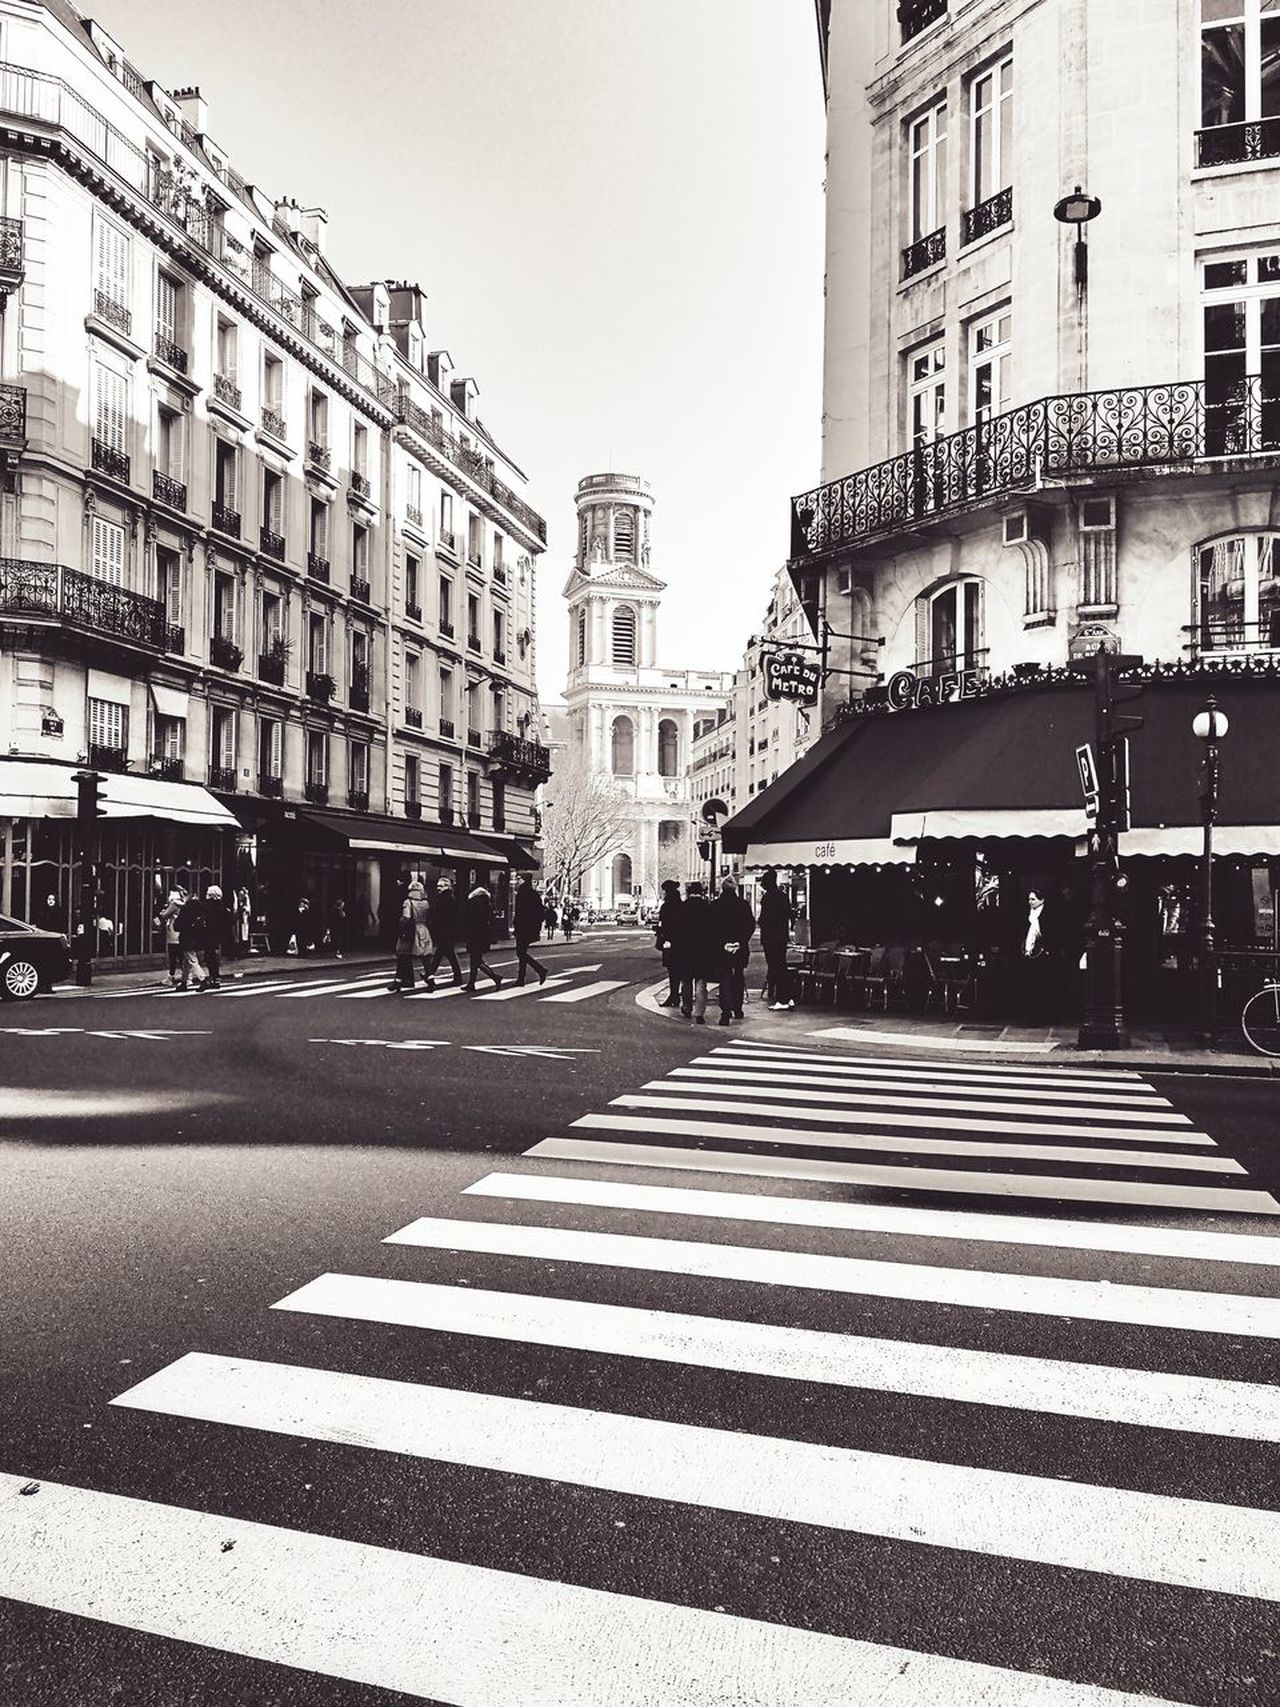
462;883;503;991
156;884;187;987
329;895;349;959
175;886;209;990
677;880;717;1024
513;873;550;986
655;879;684;1007
388;881;432;991
758;869;795;1010
423;877;464;988
563;902;578;943
203;885;233;988
233;886;252;958
709;873;756;1025
543;899;559;939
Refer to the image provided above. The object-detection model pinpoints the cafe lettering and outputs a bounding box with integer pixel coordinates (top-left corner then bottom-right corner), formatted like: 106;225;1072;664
885;666;984;710
764;651;822;703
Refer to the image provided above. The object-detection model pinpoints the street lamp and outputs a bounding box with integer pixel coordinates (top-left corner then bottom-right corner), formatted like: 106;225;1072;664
1053;184;1102;291
1192;696;1229;1046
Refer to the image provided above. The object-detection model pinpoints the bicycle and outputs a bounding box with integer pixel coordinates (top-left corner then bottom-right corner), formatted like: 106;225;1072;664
1241;980;1280;1055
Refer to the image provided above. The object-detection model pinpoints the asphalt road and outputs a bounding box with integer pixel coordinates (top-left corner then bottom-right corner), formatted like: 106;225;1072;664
1;934;1279;1706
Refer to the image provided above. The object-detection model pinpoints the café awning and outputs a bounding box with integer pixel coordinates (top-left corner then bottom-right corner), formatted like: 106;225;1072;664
0;760;238;827
289;809;511;864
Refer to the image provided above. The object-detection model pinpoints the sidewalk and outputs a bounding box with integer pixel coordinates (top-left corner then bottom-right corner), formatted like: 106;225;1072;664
636;980;1279;1076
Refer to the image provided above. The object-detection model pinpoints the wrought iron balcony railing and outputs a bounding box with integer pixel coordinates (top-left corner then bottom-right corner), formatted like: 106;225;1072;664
0;214;22;279
492;564;507;586
405;706;424;728
493;647;507;666
899;0;947;42
467;726;482;748
1187;615;1280;658
261;406;287;440
307;553;331;584
961;185;1012;246
165;623;185;654
467;632;481;652
259;527;285;561
405;600;423;623
211;501;240;538
791;374;1280;560
439;618;455;640
346;788;369;812
349;683;370;713
467;808;482;829
0;559;169;649
258;650;286;685
1197;118;1280;170
438;716;455;738
405;503;423;527
440;802;455;825
208;764;237;791
154;333;187;373
437;527;458;558
257;772;283;798
350;577;371;604
492;811;506;834
307;439;331;472
351;470;371;498
304;780;329;805
306;670;335;703
92;437;130;483
0;383;25;443
404;798;423;819
394;393;548;544
902;226;946;280
149;754;185;782
210;633;243;671
467;550;482;568
213;372;242;411
152;470;186;510
487;729;552;782
88;742;129;773
93;289;131;335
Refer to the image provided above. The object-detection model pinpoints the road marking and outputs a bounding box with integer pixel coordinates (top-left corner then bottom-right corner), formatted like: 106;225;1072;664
111;1352;1280;1602
717;1042;1146;1086
467;1044;603;1059
0;1473;1177;1707
384;1215;1280;1337
464;1171;1280;1268
309;1038;451;1050
271;973;393;1000
214;979;328;999
692;1051;1175;1106
525;1136;1280;1214
274;1272;1280;1443
656;1073;1195;1128
572;1113;1239;1174
540;979;630;1003
812;1024;1062;1054
470;975;574;1001
613;1092;1213;1148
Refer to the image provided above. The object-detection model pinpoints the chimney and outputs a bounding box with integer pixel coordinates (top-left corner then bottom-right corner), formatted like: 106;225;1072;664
274;198;302;236
171;86;209;135
300;207;328;253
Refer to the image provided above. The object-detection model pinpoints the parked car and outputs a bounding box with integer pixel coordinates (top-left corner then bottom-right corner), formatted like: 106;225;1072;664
0;913;72;1000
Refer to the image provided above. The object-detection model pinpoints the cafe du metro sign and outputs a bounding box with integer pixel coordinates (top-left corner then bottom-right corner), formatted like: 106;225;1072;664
763;651;822;703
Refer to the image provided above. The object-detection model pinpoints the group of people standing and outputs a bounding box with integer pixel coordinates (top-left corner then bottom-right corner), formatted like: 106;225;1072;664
654;869;795;1025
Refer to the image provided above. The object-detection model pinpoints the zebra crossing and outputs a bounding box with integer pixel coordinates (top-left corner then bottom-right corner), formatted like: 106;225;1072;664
3;1038;1279;1703
82;960;630;1007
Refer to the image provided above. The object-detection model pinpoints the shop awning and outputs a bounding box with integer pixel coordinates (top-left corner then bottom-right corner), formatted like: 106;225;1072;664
475;834;540;871
0;760;238;827
149;683;189;720
743;837;913;869
288;809;511;864
724;677;1280;864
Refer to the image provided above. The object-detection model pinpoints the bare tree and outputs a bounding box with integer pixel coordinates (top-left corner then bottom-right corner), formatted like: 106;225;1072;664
540;749;632;901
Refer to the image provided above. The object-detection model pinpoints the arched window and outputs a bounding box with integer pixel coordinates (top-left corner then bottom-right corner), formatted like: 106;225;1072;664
610;714;634;776
657;717;679;777
611;604;637;666
611;852;632;901
614;508;635;562
919;578;982;676
1197;532;1280;651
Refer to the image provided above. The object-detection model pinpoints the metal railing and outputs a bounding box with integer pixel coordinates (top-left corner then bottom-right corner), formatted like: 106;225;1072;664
467;725;482;748
437;527;458;557
92;437;130;483
149;754;185;782
88;742;128;773
208;764;237;791
438;716;455;738
210;633;243;671
405;503;423;527
93;288;131;335
258;650;286;685
350;577;371;604
304;780;329;805
792;374;1280;559
394;392;548;544
439;617;455;639
404;706;423;728
307;553;331;584
213;372;242;411
0;559;169;648
211;501;240;537
405;600;423;623
261;405;287;440
153;332;187;373
0;214;22;275
257;772;283;798
962;185;1012;246
405;799;423;819
307;439;331;471
351;470;371;498
305;669;335;702
1187;615;1280;658
0;383;25;442
152;470;186;510
1197;118;1280;169
259;527;285;561
487;729;552;780
901;227;946;280
347;788;369;812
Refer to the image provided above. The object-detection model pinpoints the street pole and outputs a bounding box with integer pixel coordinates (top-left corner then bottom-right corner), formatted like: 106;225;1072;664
1194;698;1225;1048
72;769;103;987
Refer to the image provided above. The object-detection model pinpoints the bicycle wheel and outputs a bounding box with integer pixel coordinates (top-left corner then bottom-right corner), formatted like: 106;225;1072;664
1242;986;1280;1056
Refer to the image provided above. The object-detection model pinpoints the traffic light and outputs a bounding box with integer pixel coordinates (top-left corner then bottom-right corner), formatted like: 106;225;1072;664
74;769;106;823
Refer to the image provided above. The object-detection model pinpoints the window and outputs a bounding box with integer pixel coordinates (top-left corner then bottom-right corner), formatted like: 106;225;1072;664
214;439;237;510
308;611;327;674
263;351;284;416
157;404;183;481
491;685;505;730
493;609;505;656
614;508;635;562
909;99;947;241
467;592;481;645
353;422;368;477
213;571;236;640
440;491;453;533
406;464;422;515
970;57;1013;207
262;468;284;535
658;718;679;777
405;753;420;805
467;769;481;824
468;513;483;564
439;760;454;818
578;509;589;559
922;579;982;675
259;717;283;779
94;218;129;315
352;523;368;579
216;316;237;380
91;516;126;587
349;741;368;793
405;651;421;711
156;546;182;624
261;588;282;649
611;714;635;776
970;309;1012;422
439;667;454;722
310;499;328;560
438;573;452;629
611;604;637;666
1199;0;1280;163
154;713;184;762
155;270;181;346
209;705;236;773
306;730;328;786
1197;532;1280;648
94;364;127;455
491;777;506;833
406;554;421;612
88;696;126;751
1203;252;1280;451
909;342;946;446
493;533;505;571
308;388;328;447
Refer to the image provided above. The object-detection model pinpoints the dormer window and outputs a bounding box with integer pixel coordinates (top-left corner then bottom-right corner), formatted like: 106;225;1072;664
900;0;947;46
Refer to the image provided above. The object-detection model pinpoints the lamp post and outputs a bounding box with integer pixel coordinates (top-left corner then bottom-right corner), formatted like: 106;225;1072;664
1192;697;1229;1046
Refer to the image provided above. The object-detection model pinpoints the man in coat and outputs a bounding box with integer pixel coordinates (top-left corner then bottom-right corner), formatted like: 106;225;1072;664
462;884;503;992
389;880;433;991
513;874;549;986
655;879;684;1007
202;885;235;989
422;878;464;988
758;868;795;1010
708;873;756;1025
677;880;717;1024
175;887;210;991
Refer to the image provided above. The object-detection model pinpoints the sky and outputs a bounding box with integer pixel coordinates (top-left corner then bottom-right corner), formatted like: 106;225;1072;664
92;0;827;697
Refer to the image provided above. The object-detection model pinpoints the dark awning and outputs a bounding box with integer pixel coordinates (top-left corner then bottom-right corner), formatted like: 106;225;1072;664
723;677;1280;864
475;834;541;871
284;809;512;864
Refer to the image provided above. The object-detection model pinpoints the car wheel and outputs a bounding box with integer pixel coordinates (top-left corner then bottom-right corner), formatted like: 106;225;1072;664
0;958;41;1001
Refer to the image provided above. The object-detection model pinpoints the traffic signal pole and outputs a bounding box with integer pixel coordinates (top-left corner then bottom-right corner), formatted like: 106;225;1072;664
72;769;104;986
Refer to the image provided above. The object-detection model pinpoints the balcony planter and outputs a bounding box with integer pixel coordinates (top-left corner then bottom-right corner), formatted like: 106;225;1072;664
210;633;243;672
258;650;286;686
306;670;336;703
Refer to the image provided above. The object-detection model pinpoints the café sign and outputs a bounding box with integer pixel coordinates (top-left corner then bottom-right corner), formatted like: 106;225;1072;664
763;651;822;703
885;666;985;710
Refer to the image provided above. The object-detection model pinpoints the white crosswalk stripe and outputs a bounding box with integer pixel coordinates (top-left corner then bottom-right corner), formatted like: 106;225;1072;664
80;961;622;1007
8;1045;1279;1705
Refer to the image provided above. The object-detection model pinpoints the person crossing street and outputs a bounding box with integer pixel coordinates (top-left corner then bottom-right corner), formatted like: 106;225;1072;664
463;884;503;992
422;878;465;988
512;874;549;987
388;881;432;992
655;879;684;1007
708;873;756;1025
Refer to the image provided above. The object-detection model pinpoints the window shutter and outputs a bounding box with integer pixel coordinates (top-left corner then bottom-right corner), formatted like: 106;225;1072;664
91;516;126;587
156;274;177;341
96;221;128;305
914;594;930;671
95;366;127;454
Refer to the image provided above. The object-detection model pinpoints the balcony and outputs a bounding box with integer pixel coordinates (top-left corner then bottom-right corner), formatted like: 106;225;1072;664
210;633;243;672
154;333;188;374
405;503;423;528
257;772;283;798
487;728;552;783
258;649;286;686
493;564;507;586
467;725;483;749
149;754;185;782
213;372;242;411
88;742;129;773
350;576;372;604
467;632;481;652
0;215;22;292
152;469;186;510
306;670;335;703
92;437;130;484
467;550;482;569
405;600;423;623
165;624;185;654
440;618;455;640
1187;615;1280;661
791;374;1280;562
899;0;947;43
351;470;372;499
307;439;332;472
901;226;945;280
393;393;548;545
439;716;455;739
0;560;169;649
93;289;131;336
261;405;287;441
440;802;455;825
405;799;423;819
961;185;1012;247
211;501;241;538
346;788;369;812
307;553;331;585
209;764;237;792
259;527;286;561
437;527;458;559
405;706;424;728
493;647;507;666
0;383;26;446
1197;118;1280;170
349;667;370;713
304;780;329;805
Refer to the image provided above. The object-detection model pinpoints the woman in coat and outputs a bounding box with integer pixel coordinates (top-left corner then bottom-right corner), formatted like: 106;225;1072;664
388;880;433;991
156;885;188;987
462;884;503;992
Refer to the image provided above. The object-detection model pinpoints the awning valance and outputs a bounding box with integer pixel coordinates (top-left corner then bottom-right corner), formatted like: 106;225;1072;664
744;837;914;868
892;808;1089;843
288;809;510;865
86;669;132;705
149;683;189;721
0;760;238;827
